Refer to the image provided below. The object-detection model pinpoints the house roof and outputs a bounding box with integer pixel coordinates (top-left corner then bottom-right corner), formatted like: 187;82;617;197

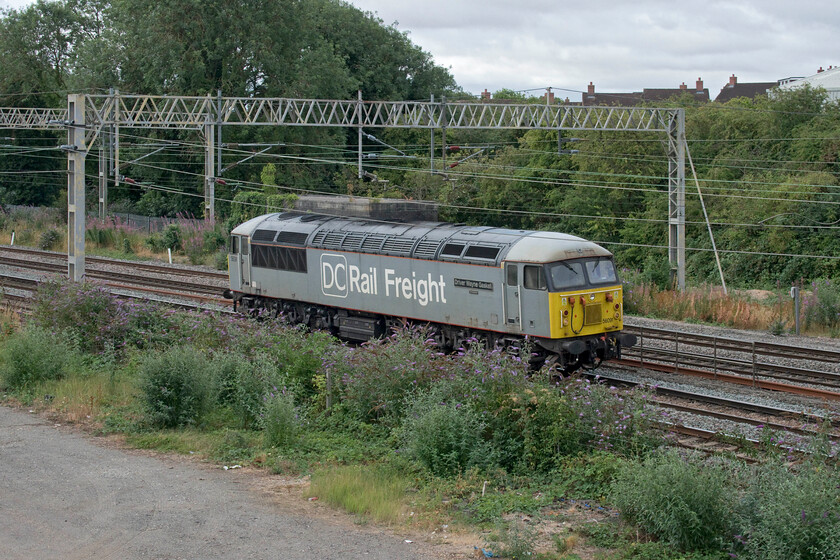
582;88;708;106
715;82;778;103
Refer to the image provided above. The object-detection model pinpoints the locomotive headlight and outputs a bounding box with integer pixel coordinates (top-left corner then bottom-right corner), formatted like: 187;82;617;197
615;311;620;319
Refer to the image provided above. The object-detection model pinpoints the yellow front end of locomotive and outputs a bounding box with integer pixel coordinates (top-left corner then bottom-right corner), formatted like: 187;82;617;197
548;286;624;339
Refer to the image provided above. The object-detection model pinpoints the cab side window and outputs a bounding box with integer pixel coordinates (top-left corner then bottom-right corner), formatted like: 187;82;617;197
506;264;518;286
523;265;546;290
230;236;239;254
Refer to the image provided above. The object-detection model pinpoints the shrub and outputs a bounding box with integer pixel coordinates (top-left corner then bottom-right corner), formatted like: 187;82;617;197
138;346;216;428
161;224;182;250
610;451;733;552
732;461;840;560
496;378;660;473
0;325;73;390
32;280;176;355
38;228;61;250
400;386;492;477
328;327;444;426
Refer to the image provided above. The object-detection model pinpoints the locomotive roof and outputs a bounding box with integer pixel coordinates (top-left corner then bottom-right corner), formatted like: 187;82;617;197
232;212;611;265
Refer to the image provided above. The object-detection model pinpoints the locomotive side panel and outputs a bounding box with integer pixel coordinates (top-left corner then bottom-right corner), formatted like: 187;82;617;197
309;249;516;334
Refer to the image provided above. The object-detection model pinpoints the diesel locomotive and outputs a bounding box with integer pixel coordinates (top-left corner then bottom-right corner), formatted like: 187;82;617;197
223;212;636;371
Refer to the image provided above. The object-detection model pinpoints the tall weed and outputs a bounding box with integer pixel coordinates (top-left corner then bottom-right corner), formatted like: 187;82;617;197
731;461;840;560
610;451;733;552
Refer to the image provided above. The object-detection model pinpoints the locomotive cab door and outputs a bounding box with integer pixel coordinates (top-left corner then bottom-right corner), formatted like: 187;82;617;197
228;235;241;291
228;235;251;289
503;263;521;328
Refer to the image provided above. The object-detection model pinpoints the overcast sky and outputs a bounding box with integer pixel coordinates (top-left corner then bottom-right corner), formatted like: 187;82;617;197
346;0;839;100
2;0;837;100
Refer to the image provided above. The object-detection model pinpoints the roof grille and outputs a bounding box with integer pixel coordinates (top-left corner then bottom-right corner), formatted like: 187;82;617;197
381;237;415;256
361;234;386;252
413;240;441;259
323;232;345;249
342;233;365;251
310;231;328;246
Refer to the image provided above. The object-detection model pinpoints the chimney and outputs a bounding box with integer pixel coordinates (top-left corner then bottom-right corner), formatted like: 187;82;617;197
587;82;595;95
543;91;555;104
696;78;704;91
729;74;737;86
679;82;687;90
481;89;491;101
818;67;824;73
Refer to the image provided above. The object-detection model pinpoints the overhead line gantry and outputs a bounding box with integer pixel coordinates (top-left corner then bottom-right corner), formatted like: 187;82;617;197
0;93;686;290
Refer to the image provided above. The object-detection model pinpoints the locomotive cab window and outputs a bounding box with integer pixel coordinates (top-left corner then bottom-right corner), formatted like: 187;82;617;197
585;258;618;285
506;264;518;286
549;261;585;290
523;265;546;290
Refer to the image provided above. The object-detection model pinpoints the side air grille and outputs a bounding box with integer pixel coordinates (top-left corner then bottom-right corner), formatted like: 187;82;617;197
310;231;328;246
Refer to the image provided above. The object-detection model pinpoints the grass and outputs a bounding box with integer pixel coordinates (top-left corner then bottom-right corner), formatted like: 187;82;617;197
41;372;136;424
306;464;413;525
624;282;800;333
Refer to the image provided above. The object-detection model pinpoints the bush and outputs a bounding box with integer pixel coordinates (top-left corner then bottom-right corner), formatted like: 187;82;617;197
226;354;283;429
610;451;733;552
328;328;444;426
32;280;176;355
496;379;660;473
732;461;840;560
400;386;492;477
0;325;74;390
138;346;216;428
38;228;61;250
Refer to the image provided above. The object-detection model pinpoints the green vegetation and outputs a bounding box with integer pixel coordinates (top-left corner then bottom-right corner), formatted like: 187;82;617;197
2;1;839;296
2;283;838;559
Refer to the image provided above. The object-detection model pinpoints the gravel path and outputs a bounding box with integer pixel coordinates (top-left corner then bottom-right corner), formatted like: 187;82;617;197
0;406;446;560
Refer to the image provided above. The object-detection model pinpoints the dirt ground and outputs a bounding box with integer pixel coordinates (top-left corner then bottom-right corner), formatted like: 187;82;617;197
0;404;477;560
0;403;619;559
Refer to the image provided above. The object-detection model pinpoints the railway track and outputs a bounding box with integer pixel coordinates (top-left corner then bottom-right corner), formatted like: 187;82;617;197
620;325;840;399
590;371;839;458
0;245;228;281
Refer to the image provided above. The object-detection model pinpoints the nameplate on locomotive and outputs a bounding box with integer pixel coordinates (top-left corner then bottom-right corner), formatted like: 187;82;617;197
453;278;493;291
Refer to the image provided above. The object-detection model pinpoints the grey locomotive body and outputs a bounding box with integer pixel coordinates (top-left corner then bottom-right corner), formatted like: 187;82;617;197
226;212;635;370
